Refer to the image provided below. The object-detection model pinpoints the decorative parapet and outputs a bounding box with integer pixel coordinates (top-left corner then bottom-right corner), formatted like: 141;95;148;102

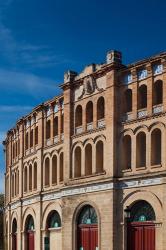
137;109;148;118
87;123;93;131
121;113;133;122
97;119;105;128
75;126;83;135
54;135;59;144
153;105;163;114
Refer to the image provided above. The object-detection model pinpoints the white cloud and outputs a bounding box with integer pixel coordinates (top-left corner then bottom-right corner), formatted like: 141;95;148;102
0;68;60;98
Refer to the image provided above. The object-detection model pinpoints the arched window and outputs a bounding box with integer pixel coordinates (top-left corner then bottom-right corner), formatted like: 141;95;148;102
46;120;51;139
24;166;27;192
85;144;92;176
46;211;61;229
25;215;35;250
29;164;32;191
77;205;98;250
33;162;37;190
78;205;98;225
86;101;93;124
136;132;146;168
153;80;163;105
35;126;38;145
96;141;104;173
97;97;105;120
25;215;35;231
45;158;50;186
74;147;81;178
130;200;155;222
61;114;64;133
151;129;161;165
52;155;57;185
15;141;18;157
30;129;33;148
14;172;17;196
16;170;19;195
11;173;14;197
12;219;17;234
75;105;82;127
25;132;29;150
124;89;132;113
122;135;131;169
53;116;58;137
138;85;147;109
60;153;64;182
12;219;17;250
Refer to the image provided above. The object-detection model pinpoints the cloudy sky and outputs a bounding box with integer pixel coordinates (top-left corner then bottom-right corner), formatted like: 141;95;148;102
0;0;166;192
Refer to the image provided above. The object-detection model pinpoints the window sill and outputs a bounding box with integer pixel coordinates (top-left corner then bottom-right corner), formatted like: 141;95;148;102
122;168;132;173
151;164;162;169
136;167;146;171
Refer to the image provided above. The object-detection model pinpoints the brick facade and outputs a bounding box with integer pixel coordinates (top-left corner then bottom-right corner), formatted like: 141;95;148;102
3;50;166;250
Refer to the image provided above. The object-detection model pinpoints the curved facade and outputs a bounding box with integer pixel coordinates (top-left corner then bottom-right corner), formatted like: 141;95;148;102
4;50;166;250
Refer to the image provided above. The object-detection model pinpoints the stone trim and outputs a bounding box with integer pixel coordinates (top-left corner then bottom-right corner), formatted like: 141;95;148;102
7;176;163;211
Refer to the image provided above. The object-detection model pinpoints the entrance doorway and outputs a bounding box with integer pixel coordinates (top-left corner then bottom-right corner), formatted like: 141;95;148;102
127;200;156;250
12;219;17;250
25;215;35;250
77;205;98;250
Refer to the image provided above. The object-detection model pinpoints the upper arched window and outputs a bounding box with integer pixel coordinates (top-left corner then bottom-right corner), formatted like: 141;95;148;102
138;85;147;109
34;162;37;190
97;97;105;120
53;116;58;137
35;126;38;145
75;105;82;127
46;120;51;139
29;164;32;191
74;146;81;178
61;114;64;133
124;89;132;113
153;80;163;105
86;101;93;124
85;144;92;176
45;158;50;186
136;132;146;168
25;132;29;150
122;135;131;169
78;205;98;225
60;152;64;182
46;211;61;229
24;167;27;193
96;141;104;173
52;155;57;185
30;129;33;148
130;200;156;222
151;128;161;165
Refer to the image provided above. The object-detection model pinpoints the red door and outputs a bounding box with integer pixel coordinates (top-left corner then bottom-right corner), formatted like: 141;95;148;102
27;232;34;250
12;234;17;250
128;222;155;250
78;225;98;250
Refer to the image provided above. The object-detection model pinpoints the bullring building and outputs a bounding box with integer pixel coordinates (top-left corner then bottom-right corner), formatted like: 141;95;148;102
3;50;166;250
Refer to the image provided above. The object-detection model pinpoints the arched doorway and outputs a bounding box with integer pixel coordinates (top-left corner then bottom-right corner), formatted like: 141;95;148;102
25;215;35;250
12;219;17;250
45;211;62;250
127;200;156;250
77;205;98;250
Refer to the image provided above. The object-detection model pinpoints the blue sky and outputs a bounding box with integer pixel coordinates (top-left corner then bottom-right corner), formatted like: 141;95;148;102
0;0;166;192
